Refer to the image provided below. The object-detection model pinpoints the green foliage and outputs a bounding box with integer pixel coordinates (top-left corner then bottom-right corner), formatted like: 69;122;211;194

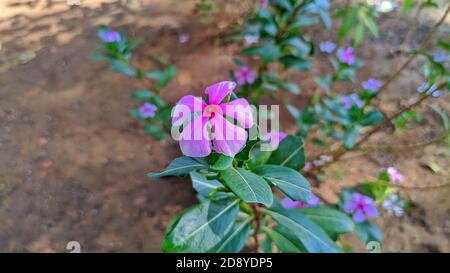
94;26;176;140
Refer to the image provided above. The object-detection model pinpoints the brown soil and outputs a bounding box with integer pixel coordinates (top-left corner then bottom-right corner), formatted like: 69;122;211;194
0;0;448;252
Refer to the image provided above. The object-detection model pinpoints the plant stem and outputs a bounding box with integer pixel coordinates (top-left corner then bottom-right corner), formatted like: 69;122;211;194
251;203;261;252
374;4;450;99
308;85;444;174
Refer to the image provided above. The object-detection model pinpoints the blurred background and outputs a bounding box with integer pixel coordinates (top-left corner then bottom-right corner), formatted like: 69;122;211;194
0;0;449;252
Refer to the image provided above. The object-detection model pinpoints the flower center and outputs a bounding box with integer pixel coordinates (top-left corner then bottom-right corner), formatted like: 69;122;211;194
203;104;222;118
357;203;365;210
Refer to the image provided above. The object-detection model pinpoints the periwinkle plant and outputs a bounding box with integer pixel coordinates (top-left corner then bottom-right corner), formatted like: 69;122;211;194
150;81;357;253
94;26;177;140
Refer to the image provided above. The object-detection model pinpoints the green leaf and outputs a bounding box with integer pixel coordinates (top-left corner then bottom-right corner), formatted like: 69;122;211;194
264;208;341;253
267;135;305;170
358;110;384;126
162;198;239;252
190;171;224;197
361;15;379;38
353;22;365;47
148;156;208;178
131;90;154;100
354;221;383;244
212;155;234;171
295;206;354;236
212;218;252;253
263;227;303;253
343;126;361;149
337;7;358;43
145;124;167;140
110;61;136;77
235;140;259;161
278;82;300;95
241;41;281;62
220;168;273;206
402;0;414;14
146;65;177;89
437;39;450;52
253;165;311;202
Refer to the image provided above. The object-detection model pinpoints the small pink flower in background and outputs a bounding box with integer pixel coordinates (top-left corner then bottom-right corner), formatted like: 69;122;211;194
244;34;259;45
234;66;256;86
172;81;254;157
261;131;286;150
343;193;378;223
362;78;382;93
139;103;157;118
38;137;49;145
261;0;270;8
40;159;53;169
178;33;190;43
303;161;314;171
387;167;403;184
337;47;355;65
282;194;321;209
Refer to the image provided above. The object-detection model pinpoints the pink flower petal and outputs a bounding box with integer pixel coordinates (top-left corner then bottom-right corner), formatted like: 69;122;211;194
211;114;247;156
172;95;206;126
204;81;236;105
179;116;211;157
220;98;254;128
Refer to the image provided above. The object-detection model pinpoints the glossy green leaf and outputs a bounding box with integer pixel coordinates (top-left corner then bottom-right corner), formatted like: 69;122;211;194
295;206;354;235
220;168;273;206
148;156;208;178
110;61;136;77
263;227;303;253
355;221;383;244
253;165;311;202
267;135;305;170
162;198;239;252
264;208;341;253
212;218;252;253
212;155;234;171
190;171;224;197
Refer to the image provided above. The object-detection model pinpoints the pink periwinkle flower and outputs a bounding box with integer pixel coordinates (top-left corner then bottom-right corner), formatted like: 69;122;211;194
100;30;121;43
234;66;256;86
139;103;157;118
387;167;403;184
362;78;382;93
282;194;321;209
303;161;314;171
261;0;270;8
343;193;379;223
337;47;355;65
261;131;286;151
172;81;254;157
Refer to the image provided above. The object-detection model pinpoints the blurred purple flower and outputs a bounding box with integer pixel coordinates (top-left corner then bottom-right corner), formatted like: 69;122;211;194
343;193;378;223
282;194;321;209
342;93;364;110
179;33;190;43
319;41;336;53
261;0;270;8
139;103;157;118
261;131;286;151
100;31;121;43
382;194;405;217
362;78;382;93
234;66;256;86
337;47;355;65
244;34;260;45
303;161;314;171
417;82;441;97
387;167;403;184
433;52;448;63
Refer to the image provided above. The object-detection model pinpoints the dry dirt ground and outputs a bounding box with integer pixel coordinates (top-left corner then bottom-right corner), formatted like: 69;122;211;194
0;0;449;252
